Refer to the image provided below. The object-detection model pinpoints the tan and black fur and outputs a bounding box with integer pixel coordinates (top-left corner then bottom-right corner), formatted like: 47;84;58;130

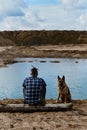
57;76;71;103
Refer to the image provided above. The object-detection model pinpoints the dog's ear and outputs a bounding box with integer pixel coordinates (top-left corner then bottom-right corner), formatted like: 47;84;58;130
58;76;60;80
62;75;65;81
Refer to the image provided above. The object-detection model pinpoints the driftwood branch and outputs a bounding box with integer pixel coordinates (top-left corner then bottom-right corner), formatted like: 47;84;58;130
0;103;73;112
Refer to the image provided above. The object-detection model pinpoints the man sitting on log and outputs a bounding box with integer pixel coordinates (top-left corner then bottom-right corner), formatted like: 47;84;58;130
23;67;46;106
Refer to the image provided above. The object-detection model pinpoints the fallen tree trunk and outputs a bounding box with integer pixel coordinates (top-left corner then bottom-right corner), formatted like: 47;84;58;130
0;103;73;112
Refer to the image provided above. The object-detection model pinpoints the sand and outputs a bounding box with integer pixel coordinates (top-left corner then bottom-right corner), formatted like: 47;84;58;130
0;44;87;130
0;99;86;130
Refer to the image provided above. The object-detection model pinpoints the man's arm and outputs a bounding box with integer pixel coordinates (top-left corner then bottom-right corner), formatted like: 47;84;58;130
41;79;46;99
22;81;26;98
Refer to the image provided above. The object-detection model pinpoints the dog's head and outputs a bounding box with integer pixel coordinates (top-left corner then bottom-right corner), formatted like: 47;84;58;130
58;75;65;87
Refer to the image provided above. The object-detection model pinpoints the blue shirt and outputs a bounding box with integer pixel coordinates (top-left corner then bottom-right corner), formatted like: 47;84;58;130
23;76;46;105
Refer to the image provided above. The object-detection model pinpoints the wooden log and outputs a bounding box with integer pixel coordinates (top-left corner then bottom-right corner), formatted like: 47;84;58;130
0;103;73;112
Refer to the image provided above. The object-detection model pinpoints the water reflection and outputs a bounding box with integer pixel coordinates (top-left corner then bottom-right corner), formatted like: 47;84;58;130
0;58;87;99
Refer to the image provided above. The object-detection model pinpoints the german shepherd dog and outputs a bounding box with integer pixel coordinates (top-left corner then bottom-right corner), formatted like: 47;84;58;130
57;76;71;103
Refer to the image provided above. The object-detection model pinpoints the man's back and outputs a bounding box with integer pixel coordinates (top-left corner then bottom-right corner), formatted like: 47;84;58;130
23;76;46;105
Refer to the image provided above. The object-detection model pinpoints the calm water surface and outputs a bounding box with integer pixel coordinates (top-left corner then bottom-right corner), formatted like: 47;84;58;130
0;58;87;100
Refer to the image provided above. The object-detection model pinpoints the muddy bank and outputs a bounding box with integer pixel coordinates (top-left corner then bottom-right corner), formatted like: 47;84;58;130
0;44;87;67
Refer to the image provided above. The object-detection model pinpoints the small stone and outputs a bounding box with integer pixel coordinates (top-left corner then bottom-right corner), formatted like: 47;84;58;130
33;127;36;130
10;124;14;128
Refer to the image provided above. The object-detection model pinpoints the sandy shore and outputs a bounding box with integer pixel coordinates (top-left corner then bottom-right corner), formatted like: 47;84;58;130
0;44;87;130
0;99;87;130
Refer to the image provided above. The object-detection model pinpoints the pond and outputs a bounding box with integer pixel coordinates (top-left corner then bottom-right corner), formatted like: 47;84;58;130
0;58;87;100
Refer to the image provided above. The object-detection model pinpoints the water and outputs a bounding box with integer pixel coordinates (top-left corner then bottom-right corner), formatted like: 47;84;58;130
0;58;87;100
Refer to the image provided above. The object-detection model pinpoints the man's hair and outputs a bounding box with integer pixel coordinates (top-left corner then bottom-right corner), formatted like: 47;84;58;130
31;67;38;76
